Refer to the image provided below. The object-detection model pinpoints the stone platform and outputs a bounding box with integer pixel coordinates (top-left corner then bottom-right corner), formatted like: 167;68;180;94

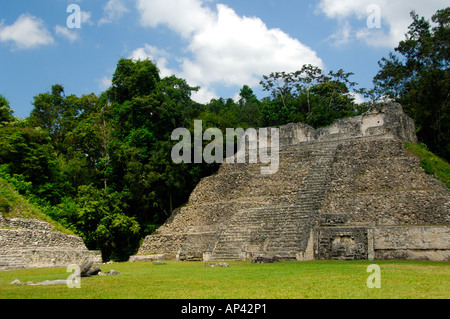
0;217;102;270
131;103;450;262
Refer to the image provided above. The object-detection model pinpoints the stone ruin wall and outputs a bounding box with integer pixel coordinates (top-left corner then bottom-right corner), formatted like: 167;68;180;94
0;216;102;270
132;102;450;262
317;139;450;261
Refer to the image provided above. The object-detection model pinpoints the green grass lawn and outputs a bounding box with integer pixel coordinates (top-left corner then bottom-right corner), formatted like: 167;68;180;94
0;260;449;299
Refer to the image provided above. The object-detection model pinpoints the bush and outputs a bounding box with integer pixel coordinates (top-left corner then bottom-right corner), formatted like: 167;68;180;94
0;197;11;214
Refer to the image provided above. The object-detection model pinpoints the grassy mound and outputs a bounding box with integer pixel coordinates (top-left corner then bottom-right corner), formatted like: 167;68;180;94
405;142;450;189
0;176;73;234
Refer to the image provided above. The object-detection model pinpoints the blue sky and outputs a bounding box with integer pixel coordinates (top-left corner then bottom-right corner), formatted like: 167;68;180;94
0;0;447;119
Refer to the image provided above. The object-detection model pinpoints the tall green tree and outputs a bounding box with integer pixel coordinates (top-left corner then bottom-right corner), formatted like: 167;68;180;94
105;58;204;228
74;185;141;261
0;94;14;125
107;58;161;105
29;85;80;153
237;85;262;128
374;8;450;160
0;126;63;204
260;66;359;128
64;93;112;190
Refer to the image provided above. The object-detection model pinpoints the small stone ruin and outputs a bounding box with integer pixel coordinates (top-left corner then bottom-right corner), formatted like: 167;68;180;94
0;216;102;270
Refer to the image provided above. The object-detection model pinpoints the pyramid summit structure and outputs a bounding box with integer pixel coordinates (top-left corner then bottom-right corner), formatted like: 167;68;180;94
131;102;450;262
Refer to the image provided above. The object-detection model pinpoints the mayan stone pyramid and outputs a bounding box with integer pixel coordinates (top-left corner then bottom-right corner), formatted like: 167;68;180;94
130;102;450;262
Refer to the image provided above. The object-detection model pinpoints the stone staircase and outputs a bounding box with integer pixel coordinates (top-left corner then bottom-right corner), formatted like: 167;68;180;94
208;141;338;261
295;141;338;208
208;206;315;260
0;254;26;271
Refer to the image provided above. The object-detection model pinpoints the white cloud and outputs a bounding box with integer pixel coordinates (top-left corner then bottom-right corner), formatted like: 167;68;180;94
99;76;112;91
326;19;352;47
317;0;447;48
0;14;54;50
137;0;215;38
135;0;324;103
192;87;219;104
99;0;130;25
55;25;80;43
348;92;366;105
81;11;94;26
